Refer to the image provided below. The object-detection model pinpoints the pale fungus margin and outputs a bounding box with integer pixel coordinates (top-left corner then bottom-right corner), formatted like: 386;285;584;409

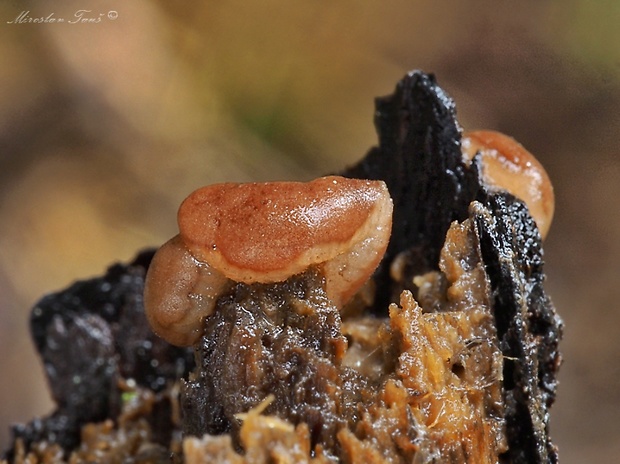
144;175;393;346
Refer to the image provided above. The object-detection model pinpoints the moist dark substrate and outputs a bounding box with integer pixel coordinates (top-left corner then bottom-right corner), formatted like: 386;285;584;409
3;71;562;464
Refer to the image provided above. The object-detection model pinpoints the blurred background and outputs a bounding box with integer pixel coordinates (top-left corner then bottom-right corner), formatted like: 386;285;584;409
1;1;619;462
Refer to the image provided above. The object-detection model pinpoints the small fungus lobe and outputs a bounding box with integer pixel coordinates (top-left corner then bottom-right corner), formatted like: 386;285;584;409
462;130;555;239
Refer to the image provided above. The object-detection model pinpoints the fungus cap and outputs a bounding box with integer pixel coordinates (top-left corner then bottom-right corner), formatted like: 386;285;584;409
462;130;555;239
178;176;393;292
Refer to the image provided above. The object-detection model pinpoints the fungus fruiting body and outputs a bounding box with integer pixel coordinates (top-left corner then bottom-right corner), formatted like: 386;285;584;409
462;130;555;239
145;133;553;347
144;176;393;346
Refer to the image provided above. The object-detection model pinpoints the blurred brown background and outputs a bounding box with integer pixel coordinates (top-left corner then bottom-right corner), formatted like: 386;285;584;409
1;1;619;462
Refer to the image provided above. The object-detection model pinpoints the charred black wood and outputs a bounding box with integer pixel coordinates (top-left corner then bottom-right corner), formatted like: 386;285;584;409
344;70;562;463
342;70;480;308
471;194;562;464
3;251;194;460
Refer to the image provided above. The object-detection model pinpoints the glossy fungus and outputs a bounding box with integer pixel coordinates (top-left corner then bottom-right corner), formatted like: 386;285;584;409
462;130;555;239
144;176;393;346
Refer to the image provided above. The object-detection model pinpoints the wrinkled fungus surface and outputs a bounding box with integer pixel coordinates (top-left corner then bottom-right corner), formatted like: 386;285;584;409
178;176;392;284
